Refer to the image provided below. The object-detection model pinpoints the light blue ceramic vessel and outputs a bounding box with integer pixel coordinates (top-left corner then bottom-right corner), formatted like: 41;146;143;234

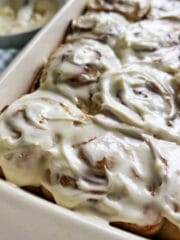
0;0;66;49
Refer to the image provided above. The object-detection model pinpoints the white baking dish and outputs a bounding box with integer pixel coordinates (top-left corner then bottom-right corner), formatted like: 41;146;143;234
0;1;147;239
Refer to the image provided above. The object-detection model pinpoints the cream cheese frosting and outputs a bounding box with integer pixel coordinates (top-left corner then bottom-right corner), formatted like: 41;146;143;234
0;90;87;186
0;0;180;234
41;55;180;143
67;11;129;47
148;0;180;20
116;19;180;53
41;39;121;110
0;90;179;228
115;19;180;73
133;46;180;74
88;0;151;21
97;64;180;143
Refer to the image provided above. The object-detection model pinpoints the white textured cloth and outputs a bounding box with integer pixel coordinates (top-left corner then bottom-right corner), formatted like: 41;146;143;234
0;49;19;73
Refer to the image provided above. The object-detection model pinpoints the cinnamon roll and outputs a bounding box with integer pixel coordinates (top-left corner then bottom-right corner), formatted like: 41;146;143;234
40;38;121;113
87;0;151;21
0;90;87;186
41;57;180;143
115;19;180;73
96;64;180;143
66;11;128;48
0;0;180;239
0;93;180;238
148;0;180;20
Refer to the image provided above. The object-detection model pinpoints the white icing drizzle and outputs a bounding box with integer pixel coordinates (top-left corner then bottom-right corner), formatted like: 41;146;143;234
0;91;179;228
67;11;129;47
98;64;180;143
117;45;180;74
0;0;180;233
115;19;180;73
42;52;180;143
41;39;121;105
0;90;86;186
148;0;180;20
116;19;180;51
88;0;151;20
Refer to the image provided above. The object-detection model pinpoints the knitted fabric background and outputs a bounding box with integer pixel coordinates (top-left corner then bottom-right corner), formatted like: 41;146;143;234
0;49;19;73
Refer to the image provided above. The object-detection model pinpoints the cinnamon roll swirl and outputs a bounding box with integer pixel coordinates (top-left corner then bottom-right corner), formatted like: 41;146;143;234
40;39;121;113
115;19;180;73
0;0;180;239
66;11;128;47
87;0;151;21
148;0;180;20
0;90;87;186
0;93;180;238
96;64;180;143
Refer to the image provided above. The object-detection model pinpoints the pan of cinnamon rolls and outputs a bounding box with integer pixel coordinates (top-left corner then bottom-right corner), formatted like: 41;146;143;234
0;0;179;239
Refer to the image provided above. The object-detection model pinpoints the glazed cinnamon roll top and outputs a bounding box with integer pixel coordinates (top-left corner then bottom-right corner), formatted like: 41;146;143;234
0;90;87;186
115;19;180;73
40;39;121;112
87;0;151;21
0;0;180;235
96;64;180;143
41;54;180;143
0;91;180;228
67;11;129;47
148;0;180;20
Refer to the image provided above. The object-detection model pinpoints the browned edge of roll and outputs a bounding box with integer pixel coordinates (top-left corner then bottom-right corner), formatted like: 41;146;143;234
110;218;180;240
157;219;180;240
110;219;163;238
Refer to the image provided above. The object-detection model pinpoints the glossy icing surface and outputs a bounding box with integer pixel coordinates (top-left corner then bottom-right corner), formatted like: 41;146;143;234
0;0;179;232
67;11;128;47
148;0;180;20
115;19;180;72
0;90;180;228
88;0;151;20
